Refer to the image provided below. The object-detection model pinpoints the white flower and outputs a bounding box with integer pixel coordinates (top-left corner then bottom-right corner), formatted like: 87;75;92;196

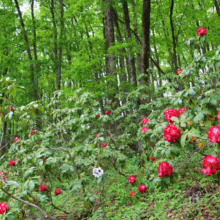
92;167;104;178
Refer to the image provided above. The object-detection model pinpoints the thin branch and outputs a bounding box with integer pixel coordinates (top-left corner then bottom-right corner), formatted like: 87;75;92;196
1;188;54;220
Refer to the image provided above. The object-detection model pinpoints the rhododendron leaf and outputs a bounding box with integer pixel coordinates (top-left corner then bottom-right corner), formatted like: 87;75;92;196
210;99;217;106
170;117;179;123
28;180;35;191
188;88;196;95
6;214;16;220
171;146;180;155
6;181;20;187
97;176;102;183
166;148;171;158
193;113;204;123
181;133;187;148
189;128;200;138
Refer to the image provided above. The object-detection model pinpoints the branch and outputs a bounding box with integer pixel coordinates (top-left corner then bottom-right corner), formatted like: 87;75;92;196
1;188;54;220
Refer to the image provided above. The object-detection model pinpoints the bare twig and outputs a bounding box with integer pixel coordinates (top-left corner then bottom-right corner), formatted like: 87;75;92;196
1;188;54;220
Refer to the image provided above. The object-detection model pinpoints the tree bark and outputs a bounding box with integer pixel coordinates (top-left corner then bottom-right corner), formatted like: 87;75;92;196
122;1;137;86
215;0;220;17
141;0;151;85
14;0;37;99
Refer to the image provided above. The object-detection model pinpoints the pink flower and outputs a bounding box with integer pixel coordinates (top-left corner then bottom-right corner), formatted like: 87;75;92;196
138;185;147;195
208;126;220;143
103;142;107;147
105;111;109;115
192;136;196;143
31;130;35;135
179;107;186;115
128;176;136;184
129;191;135;197
15;159;20;162
0;172;4;176
40;184;47;191
163;124;181;142
14;137;19;143
217;111;220;123
142;117;149;125
55;189;61;195
96;133;99;137
157;161;173;177
150;157;156;162
0;202;8;214
201;155;220;176
176;69;183;75
9;160;15;166
164;109;180;123
142;127;149;133
197;27;207;36
96;114;100;117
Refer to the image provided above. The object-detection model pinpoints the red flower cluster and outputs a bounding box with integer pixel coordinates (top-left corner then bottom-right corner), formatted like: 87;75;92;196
141;127;149;133
103;142;107;147
0;172;6;183
176;69;183;75
14;137;19;143
158;161;173;177
95;133;99;137
128;176;136;184
208;126;220;143
197;27;207;36
9;160;15;166
0;202;8;214
179;107;186;115
138;185;147;194
150;157;156;162
192;136;196;143
164;109;180;123
55;189;61;195
129;191;135;197
96;114;100;117
105;111;109;115
218;111;220;123
201;155;220;176
40;184;47;191
164;124;181;142
142;117;149;125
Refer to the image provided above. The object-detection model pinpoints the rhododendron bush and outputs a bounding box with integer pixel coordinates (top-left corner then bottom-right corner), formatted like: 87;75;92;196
0;30;220;219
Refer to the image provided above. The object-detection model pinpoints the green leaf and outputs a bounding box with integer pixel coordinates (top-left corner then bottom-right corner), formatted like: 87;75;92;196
170;117;179;123
189;128;200;137
6;181;20;187
28;180;35;191
181;133;187;148
193;113;204;123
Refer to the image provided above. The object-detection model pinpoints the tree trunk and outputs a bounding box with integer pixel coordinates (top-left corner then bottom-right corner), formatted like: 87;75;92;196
122;1;137;86
141;0;151;84
215;0;220;17
14;0;37;99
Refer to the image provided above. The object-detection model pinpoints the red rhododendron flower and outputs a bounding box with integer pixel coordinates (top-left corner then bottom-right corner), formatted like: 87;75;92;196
40;184;47;191
96;133;99;137
197;27;207;36
14;137;19;143
103;142;107;147
138;185;147;194
129;192;135;197
218;111;220;123
0;172;4;176
128;176;136;184
158;161;173;177
163;124;181;142
105;111;109;115
9;106;14;112
176;69;183;75
9;160;15;166
208;126;220;143
31;130;35;135
96;114;100;117
164;109;180;123
150;157;156;162
0;202;8;214
179;107;186;115
201;155;220;176
142;117;149;125
55;189;61;195
141;127;149;133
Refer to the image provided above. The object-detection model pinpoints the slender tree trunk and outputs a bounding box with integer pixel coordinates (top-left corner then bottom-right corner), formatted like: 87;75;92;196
14;0;37;99
50;0;59;90
141;0;151;84
122;1;137;86
215;0;220;17
58;0;64;90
